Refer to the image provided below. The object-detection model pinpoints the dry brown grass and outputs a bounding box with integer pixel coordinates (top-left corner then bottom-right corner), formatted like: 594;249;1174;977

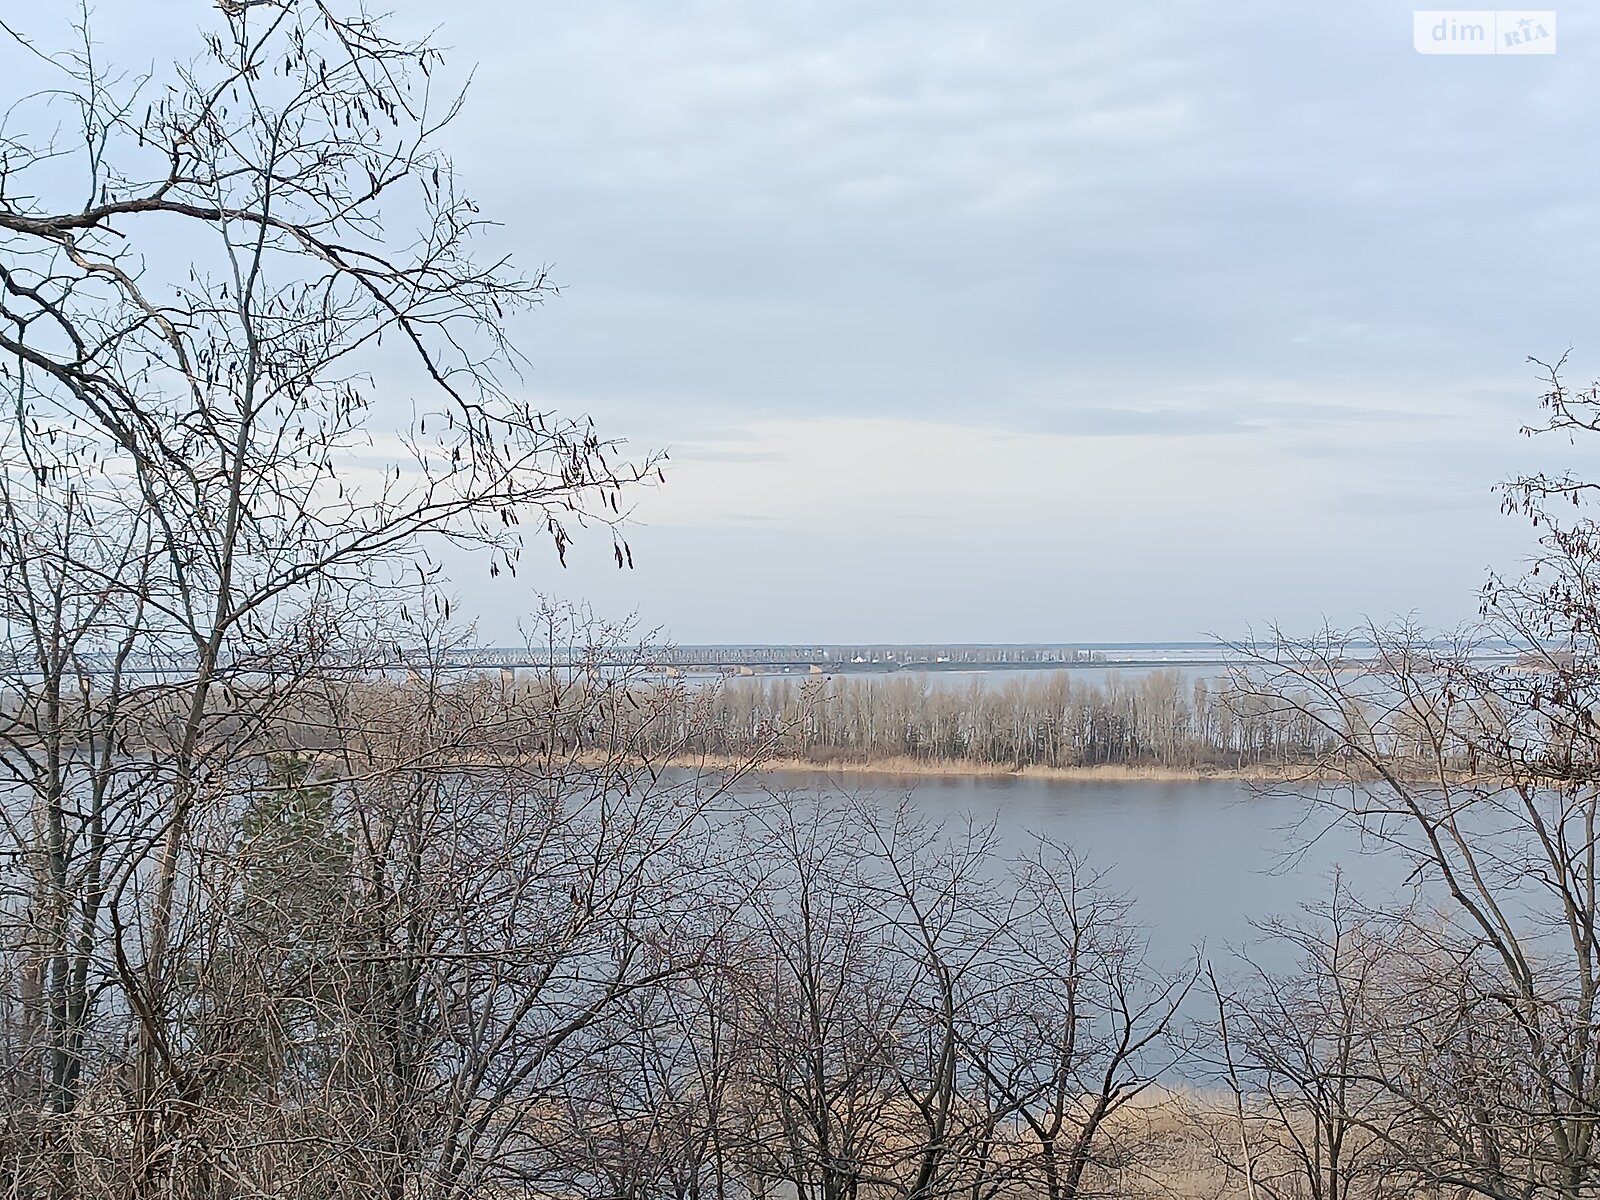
654;752;1319;784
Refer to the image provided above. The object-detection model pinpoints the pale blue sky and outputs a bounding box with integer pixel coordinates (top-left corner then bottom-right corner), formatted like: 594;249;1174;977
17;2;1600;642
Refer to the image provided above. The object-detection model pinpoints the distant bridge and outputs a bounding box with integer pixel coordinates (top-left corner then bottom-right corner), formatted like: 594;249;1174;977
450;643;1116;671
7;643;1528;679
11;643;1140;678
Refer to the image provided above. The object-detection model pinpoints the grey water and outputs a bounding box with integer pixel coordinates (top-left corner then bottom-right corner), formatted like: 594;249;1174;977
725;771;1416;973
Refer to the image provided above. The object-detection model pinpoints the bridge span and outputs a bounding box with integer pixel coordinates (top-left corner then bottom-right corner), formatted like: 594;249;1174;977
445;643;1118;671
26;643;1172;678
6;643;1525;678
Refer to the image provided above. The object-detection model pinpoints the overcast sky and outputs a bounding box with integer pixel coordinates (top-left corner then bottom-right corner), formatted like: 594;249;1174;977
36;3;1600;642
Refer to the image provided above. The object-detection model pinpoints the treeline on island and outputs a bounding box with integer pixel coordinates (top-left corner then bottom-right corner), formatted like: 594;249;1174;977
4;663;1452;781
642;671;1338;772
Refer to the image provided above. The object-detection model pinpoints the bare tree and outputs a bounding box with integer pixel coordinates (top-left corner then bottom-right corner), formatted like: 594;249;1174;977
1208;879;1412;1200
720;794;1192;1200
730;795;939;1200
0;4;664;1196
960;843;1196;1200
1226;356;1600;1199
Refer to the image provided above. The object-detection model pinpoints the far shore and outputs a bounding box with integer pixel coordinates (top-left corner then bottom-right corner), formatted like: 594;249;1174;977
663;753;1325;784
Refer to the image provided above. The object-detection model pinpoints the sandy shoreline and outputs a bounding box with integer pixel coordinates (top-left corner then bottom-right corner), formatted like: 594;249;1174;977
665;753;1319;784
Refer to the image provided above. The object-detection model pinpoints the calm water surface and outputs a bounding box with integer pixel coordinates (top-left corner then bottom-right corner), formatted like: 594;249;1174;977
726;771;1414;969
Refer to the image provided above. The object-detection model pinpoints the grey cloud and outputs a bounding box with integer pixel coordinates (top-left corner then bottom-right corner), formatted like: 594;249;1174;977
671;445;794;464
20;0;1599;638
1325;485;1499;518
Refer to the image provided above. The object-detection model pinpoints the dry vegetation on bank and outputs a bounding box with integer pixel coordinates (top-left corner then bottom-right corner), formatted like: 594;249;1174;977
651;751;1315;783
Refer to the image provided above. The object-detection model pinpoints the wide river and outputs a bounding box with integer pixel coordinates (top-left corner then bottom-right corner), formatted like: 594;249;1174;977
725;770;1415;973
